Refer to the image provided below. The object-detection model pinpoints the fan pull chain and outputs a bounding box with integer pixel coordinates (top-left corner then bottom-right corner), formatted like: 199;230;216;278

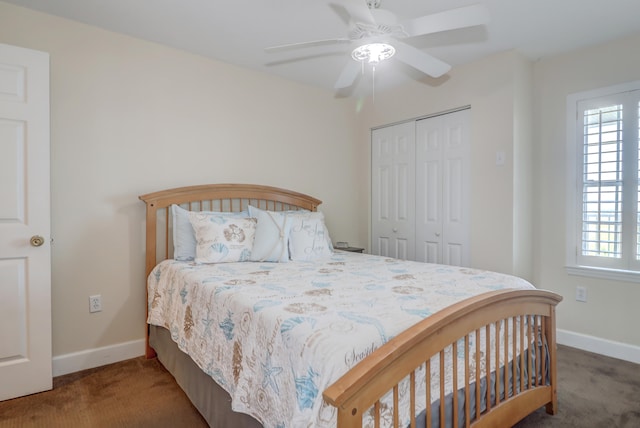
372;65;376;103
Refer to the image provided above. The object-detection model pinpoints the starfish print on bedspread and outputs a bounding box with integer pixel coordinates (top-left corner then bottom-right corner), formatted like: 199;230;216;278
201;310;215;338
261;353;283;394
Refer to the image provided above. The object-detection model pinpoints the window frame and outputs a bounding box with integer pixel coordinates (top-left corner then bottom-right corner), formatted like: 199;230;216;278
566;81;640;281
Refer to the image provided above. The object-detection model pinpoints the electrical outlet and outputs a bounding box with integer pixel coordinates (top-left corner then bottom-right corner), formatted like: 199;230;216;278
89;295;102;313
575;286;587;303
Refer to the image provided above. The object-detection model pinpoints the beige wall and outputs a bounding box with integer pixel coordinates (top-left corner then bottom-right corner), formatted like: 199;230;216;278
0;2;365;357
359;51;534;278
532;32;640;349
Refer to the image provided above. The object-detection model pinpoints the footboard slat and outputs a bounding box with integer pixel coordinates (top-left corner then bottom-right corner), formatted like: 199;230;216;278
484;324;491;413
541;317;547;386
323;289;562;428
494;321;500;407
439;351;445;426
393;385;399;427
425;359;431;428
452;341;458;428
503;318;509;406
512;317;517;398
519;315;525;393
464;335;470;428
528;316;534;389
474;328;481;422
410;371;416;428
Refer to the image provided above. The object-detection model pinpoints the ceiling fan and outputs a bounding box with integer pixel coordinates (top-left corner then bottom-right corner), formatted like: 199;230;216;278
265;0;490;90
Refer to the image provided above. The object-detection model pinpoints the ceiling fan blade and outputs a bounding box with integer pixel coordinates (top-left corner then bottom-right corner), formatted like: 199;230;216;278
402;4;490;38
394;40;451;78
340;0;376;26
334;60;362;89
265;38;351;53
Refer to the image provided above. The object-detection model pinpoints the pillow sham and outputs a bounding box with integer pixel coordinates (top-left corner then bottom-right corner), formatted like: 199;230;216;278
171;204;248;261
248;205;292;262
187;213;257;264
288;211;334;261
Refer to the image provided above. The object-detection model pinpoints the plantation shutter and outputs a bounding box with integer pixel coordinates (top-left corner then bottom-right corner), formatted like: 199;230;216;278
577;90;640;270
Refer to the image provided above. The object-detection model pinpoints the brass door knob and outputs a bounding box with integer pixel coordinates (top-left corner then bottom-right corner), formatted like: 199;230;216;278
30;235;45;247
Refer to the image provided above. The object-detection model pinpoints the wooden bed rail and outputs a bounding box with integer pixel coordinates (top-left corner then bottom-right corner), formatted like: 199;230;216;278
323;289;562;428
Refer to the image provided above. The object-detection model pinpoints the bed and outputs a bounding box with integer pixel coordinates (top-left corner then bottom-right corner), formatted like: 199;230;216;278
139;183;562;428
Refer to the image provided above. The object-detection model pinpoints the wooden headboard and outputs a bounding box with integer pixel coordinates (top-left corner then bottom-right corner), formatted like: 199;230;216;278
139;183;322;277
138;183;321;357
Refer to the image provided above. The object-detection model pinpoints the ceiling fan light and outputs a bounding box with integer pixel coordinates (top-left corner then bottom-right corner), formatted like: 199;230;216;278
352;43;395;64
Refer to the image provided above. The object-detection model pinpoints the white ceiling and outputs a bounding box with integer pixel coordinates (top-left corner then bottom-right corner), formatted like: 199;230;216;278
5;0;640;96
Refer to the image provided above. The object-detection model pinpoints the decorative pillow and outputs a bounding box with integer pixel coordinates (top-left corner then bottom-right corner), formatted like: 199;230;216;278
171;204;248;261
288;211;334;261
187;212;257;263
248;205;292;262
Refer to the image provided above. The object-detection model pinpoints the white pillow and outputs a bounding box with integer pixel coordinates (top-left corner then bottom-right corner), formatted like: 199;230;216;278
248;205;292;262
171;204;248;261
288;211;334;261
188;213;257;263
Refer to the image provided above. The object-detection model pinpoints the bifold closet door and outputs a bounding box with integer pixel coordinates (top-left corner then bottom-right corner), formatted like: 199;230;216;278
415;109;470;266
371;121;416;260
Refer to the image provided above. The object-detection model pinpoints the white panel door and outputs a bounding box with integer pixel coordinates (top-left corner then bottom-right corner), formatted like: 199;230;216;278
371;122;415;260
441;110;471;266
0;43;51;401
415;116;443;263
415;109;470;266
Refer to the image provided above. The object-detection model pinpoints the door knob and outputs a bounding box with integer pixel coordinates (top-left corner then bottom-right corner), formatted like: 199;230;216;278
392;228;398;233
435;232;441;237
30;235;45;247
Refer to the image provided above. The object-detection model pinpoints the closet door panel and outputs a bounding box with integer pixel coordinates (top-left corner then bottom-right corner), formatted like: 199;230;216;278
446;243;464;266
377;237;390;257
442;110;471;266
372;126;392;257
371;122;415;260
416;116;443;263
419;240;440;264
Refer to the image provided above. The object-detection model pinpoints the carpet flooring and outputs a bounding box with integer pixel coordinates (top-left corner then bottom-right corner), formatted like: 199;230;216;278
1;345;638;427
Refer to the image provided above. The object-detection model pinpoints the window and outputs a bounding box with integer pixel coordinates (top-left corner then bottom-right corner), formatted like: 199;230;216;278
567;82;640;280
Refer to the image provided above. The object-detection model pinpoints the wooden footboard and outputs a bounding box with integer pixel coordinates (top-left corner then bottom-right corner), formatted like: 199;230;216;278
323;289;562;428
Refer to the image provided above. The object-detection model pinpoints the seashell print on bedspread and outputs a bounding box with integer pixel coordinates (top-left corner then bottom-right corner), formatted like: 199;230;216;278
147;252;535;428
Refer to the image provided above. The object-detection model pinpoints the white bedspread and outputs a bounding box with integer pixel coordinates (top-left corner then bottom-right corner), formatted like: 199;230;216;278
147;252;534;428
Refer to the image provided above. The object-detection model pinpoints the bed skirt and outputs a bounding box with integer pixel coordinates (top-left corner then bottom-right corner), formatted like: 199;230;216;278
150;324;548;428
149;324;262;427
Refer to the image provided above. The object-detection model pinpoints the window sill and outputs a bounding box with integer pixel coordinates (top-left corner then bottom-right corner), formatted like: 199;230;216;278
566;265;640;283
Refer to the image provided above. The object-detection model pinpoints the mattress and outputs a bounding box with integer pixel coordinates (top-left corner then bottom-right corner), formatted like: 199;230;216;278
147;252;536;428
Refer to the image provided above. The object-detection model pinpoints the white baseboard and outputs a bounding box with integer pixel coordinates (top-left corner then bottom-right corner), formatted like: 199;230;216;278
557;329;640;365
52;339;146;377
50;332;639;377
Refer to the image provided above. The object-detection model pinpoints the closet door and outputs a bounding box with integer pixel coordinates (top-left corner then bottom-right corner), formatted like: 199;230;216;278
415;109;470;266
371;122;415;260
